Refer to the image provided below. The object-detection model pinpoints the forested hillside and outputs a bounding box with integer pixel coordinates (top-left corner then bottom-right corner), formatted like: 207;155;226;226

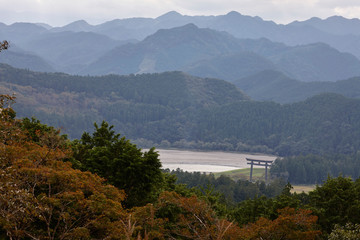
2;64;360;157
271;153;360;184
196;93;360;156
0;64;248;139
235;70;360;103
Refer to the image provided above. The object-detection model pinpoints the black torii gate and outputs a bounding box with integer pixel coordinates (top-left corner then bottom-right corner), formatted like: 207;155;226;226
246;158;274;182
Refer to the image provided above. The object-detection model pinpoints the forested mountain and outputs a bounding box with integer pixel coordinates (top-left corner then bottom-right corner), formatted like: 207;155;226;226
44;11;360;59
235;70;360;103
81;23;244;75
80;24;360;82
0;22;48;44
268;43;360;82
51;19;95;32
271;153;360;184
288;15;360;36
198;93;360;156
2;64;360;157
179;52;277;82
42;11;360;59
19;31;130;73
0;47;55;72
0;64;248;139
0;28;133;73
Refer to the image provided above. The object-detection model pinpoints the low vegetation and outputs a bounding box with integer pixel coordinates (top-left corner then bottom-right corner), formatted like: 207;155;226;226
213;168;266;181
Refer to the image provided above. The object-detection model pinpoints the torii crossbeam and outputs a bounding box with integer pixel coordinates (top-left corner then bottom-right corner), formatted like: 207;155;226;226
246;158;274;182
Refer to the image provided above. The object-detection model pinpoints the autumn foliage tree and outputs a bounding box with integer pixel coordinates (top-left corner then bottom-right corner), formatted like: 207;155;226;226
132;191;241;239
0;95;131;239
238;207;321;240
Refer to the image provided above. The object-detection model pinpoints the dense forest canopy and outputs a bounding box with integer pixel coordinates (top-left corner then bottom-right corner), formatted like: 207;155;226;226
2;64;360;158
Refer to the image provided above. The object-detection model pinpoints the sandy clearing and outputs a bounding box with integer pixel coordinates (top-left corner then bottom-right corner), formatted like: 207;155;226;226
152;149;278;172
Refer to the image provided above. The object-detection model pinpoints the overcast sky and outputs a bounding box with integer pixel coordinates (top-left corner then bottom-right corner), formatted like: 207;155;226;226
1;0;360;26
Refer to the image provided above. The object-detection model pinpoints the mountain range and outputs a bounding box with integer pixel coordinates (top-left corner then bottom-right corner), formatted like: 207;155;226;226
2;11;360;84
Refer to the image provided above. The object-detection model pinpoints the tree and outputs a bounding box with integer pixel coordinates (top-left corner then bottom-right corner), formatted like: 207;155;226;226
0;96;130;239
20;117;68;147
0;40;9;52
309;175;360;234
238;207;321;240
231;183;303;226
150;191;240;239
71;121;164;207
329;223;360;240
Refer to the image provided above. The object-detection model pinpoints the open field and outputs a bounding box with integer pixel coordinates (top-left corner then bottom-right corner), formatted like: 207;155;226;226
215;169;317;193
291;185;316;193
214;168;266;181
155;149;277;173
156;149;316;192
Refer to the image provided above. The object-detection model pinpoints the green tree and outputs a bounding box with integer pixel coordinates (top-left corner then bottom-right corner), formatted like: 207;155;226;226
309;176;360;234
329;223;360;240
72;121;164;207
231;183;303;226
20;117;68;148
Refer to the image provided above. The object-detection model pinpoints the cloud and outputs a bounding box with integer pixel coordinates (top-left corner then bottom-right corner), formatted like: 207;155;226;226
334;6;360;19
156;0;330;23
313;0;360;19
316;0;360;8
1;0;360;26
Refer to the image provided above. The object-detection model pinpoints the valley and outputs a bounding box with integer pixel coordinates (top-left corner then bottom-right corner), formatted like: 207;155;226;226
2;9;360;238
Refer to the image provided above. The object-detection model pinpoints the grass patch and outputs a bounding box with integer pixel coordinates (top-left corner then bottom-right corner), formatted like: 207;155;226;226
214;168;267;181
291;185;316;194
215;169;317;193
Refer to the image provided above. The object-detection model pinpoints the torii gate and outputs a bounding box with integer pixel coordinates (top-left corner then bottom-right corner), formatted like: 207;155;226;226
246;158;274;182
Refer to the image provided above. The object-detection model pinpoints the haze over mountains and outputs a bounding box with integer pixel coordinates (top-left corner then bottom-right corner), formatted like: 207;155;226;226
2;11;360;104
2;11;360;81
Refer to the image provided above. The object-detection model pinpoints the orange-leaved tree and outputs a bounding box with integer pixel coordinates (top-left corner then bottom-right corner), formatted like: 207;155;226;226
238;207;321;240
131;191;241;239
0;95;131;240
